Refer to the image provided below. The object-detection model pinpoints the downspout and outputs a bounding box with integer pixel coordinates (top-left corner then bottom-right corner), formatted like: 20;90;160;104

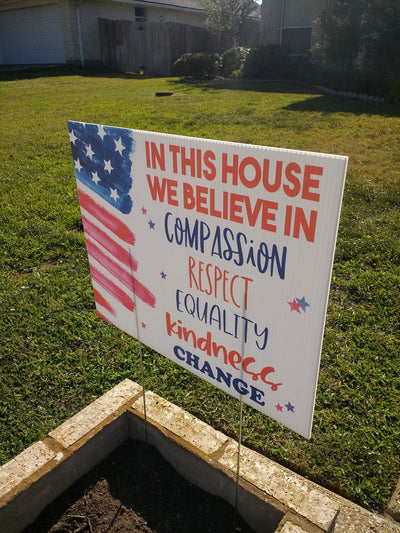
279;0;284;46
75;0;85;67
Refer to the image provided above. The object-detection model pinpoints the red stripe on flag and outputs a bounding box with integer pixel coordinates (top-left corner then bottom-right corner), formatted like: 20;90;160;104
87;239;156;309
78;188;135;245
90;264;135;311
97;310;113;324
131;277;156;309
93;287;115;316
82;215;138;272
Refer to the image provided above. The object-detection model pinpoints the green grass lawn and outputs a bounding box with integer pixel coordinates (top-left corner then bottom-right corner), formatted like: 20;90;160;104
0;66;399;511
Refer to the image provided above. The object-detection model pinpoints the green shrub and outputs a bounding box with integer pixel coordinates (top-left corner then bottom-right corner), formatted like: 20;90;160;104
350;70;388;97
220;46;250;78
385;74;400;104
172;52;221;80
242;45;290;80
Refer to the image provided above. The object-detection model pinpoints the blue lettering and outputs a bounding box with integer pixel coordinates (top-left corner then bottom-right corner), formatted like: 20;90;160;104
165;214;286;279
173;346;267;408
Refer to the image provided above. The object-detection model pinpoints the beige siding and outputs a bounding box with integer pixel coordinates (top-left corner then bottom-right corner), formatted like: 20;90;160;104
59;0;81;63
260;0;319;54
0;0;206;65
260;0;282;46
73;0;206;63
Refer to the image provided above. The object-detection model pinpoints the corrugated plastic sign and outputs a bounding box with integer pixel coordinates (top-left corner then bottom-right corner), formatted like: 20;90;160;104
69;121;348;439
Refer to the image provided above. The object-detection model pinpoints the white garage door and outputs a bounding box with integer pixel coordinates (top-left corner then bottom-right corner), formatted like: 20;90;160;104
0;4;65;64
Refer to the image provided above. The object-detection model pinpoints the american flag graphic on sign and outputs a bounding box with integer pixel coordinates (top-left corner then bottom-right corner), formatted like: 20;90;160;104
68;121;156;323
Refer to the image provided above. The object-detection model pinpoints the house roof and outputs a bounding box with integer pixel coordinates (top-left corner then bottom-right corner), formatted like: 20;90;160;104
0;0;204;9
128;0;260;17
128;0;203;11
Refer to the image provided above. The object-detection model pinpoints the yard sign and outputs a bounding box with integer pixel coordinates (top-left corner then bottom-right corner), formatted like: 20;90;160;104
68;121;348;439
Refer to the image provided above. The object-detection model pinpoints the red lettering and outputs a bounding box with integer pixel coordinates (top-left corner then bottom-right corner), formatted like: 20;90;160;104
181;146;196;177
284;205;292;237
196;185;209;214
183;182;195;209
145;141;151;168
239;156;261;188
146;174;166;201
203;150;216;180
302;165;322;202
169;144;180;174
283;162;302;197
261;200;278;232
167;180;178;206
244;197;263;227
263;159;282;193
146;175;177;205
205;263;213;296
228;351;242;370
209;188;222;218
166;313;282;390
229;193;244;223
145;142;165;170
293;207;318;243
188;256;199;290
187;256;253;309
222;153;239;185
214;265;223;295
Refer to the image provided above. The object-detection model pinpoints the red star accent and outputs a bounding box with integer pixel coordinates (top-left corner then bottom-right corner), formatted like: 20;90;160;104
288;299;302;313
275;403;283;412
141;207;147;215
141;322;146;328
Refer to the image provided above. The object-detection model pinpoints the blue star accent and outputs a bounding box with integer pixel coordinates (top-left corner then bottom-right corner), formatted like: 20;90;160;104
296;297;310;312
161;271;167;279
285;402;295;413
148;220;155;229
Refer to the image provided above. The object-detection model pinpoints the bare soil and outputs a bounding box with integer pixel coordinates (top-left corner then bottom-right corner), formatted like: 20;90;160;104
23;440;255;533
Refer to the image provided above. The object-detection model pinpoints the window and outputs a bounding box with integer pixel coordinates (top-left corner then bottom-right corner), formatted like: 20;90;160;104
135;7;146;22
282;28;313;55
281;0;315;55
282;0;315;28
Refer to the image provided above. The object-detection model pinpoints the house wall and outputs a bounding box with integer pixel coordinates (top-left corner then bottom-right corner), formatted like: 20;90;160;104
260;0;318;54
260;0;283;47
0;0;67;64
0;0;206;66
59;0;81;64
73;0;205;64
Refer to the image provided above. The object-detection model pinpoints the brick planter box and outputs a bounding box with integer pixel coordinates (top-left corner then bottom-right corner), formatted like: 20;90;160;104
1;380;399;533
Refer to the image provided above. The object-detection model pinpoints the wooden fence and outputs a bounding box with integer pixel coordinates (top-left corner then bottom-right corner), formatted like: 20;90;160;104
99;18;218;76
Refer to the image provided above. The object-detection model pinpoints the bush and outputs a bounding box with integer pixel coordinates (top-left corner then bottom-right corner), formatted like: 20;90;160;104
385;74;400;105
172;52;221;80
348;70;388;97
242;45;290;80
220;46;250;78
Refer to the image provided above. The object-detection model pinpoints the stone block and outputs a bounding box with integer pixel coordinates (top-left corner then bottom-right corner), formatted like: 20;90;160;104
388;476;400;521
0;442;55;500
297;489;339;531
132;391;229;456
50;380;141;448
219;441;309;511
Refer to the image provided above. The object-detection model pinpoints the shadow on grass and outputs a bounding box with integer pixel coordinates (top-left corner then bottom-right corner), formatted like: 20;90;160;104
0;64;153;82
171;79;400;118
2;66;398;118
284;94;400;118
167;78;318;95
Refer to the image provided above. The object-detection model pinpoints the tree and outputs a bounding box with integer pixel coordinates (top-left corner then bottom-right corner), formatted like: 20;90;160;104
316;0;400;76
364;0;400;74
201;0;257;50
316;0;368;76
